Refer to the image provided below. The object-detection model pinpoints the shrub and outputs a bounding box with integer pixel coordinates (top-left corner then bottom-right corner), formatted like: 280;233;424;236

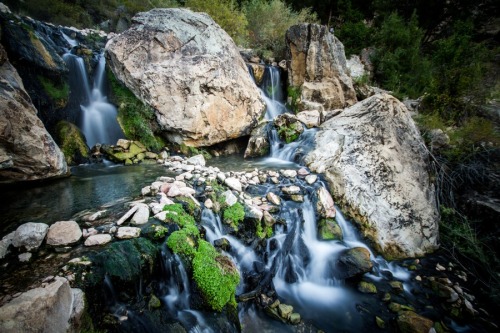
192;240;240;311
185;0;248;46
243;0;317;59
336;20;373;56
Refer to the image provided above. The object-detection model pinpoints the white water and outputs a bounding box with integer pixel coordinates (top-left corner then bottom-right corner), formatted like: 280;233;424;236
62;34;123;148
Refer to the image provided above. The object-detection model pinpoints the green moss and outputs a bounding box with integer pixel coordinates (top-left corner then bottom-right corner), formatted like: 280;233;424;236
88;238;158;285
162;203;196;227
318;218;343;241
179;143;212;159
106;68;163;151
176;196;199;216
286;86;301;114
193;240;240;312
55;121;89;165
223;202;245;229
38;75;69;104
153;225;169;239
166;225;199;259
277;122;302;143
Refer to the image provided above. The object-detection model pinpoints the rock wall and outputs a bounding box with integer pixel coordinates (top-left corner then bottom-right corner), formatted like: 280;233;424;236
106;8;265;147
285;24;357;111
0;44;69;183
305;94;439;259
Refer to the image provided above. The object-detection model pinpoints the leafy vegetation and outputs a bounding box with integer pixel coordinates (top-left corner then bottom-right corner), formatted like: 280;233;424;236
192;240;240;311
223;202;245;229
286;86;301;113
106;68;164;151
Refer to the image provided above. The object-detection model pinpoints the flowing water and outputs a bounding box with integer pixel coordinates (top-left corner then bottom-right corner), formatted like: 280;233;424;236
63;36;123;147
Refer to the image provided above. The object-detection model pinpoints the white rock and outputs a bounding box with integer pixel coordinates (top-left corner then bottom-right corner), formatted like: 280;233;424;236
225;177;242;192
116;205;139;225
187;154;206;166
46;221;82;246
282;186;301;195
222;190;238;207
281;170;297;178
84;234;112;246
0;232;15;259
305;174;317;184
297;110;321;128
141;186;152;196
316;187;336;218
149;203;166;215
18;252;32;262
217;172;226;182
245;205;263;221
131;204;150;225
12;222;49;251
83;210;107;222
82;228;98;239
266;192;281;206
158;194;175;205
204;199;214;209
116;227;141;239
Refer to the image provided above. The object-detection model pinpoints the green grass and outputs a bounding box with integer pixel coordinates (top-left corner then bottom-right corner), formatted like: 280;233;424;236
38;76;69;101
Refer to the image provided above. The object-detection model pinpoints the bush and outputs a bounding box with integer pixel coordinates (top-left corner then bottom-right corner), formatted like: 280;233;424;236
243;0;317;59
336;20;373;56
185;0;248;46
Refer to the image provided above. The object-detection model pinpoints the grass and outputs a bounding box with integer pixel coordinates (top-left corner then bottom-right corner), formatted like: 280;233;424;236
38;75;69;102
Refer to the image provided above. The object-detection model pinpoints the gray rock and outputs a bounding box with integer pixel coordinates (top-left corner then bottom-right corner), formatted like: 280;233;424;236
266;192;281;206
286;24;356;111
116;205;139;225
46;221;82;246
12;222;49;251
18;252;32;262
116;227;141;239
0;277;82;332
282;186;301;195
306;94;439;259
305;174;317;184
0;45;68;183
84;234;112;246
222;190;238;207
0;232;15;259
316;187;336;218
297;110;321;128
186;154;206;166
244;122;270;158
131;204;150;225
346;54;368;80
245;205;263;222
429;129;450;150
225;177;242;192
337;247;373;279
106;9;265;147
281;169;297;178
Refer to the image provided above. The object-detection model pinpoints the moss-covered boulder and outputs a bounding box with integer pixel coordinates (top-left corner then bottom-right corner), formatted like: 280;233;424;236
396;311;433;333
88;238;158;285
274;113;304;143
318;218;343;241
166;225;199;259
55;121;90;165
358;281;377;293
193;240;240;312
336;247;373;280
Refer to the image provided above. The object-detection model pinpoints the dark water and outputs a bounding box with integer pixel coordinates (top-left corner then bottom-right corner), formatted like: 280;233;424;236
0;163;170;234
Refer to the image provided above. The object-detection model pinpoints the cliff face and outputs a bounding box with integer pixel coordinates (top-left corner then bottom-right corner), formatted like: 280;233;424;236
0;44;68;183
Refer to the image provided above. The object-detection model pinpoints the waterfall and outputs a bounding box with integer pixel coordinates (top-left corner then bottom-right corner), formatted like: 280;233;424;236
261;66;287;120
62;35;124;148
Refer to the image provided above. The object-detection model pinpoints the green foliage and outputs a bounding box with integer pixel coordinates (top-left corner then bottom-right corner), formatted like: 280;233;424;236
55;121;90;165
153;225;169;239
277;122;301;143
38;76;69;103
162;203;196;227
166;225;200;258
223;202;245;229
373;12;431;98
179;143;212;159
243;0;318;59
336;20;373;56
192;240;240;311
286;86;301;113
186;0;248;46
106;69;163;151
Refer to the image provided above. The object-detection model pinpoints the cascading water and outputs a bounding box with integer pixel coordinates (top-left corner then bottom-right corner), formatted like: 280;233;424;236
261;66;287;120
62;36;123;148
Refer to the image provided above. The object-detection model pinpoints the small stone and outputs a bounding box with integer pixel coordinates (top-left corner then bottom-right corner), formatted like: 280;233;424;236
316;187;336;218
266;192;281;205
12;222;49;251
290;194;304;202
382;292;391;302
116;227;141;239
18;252;32;262
289;313;301;324
214;238;230;251
271;177;280;184
116;205;139;225
131;204;150;225
415;275;422;282
84;234;112;246
141;186;152;196
305;174;317;184
282;186;301;195
297;168;309;176
148;295;161;309
358;281;377;294
436;263;446;271
204;199;213;209
225;177;242;192
222;190;238;206
278;304;293;320
186;154;206;166
375;316;385;329
396;311;433;333
281;170;297;178
389;281;404;293
245;205;263;221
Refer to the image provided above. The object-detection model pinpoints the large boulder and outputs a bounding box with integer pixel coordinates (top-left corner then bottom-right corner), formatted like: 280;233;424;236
305;94;439;259
46;221;82;246
0;277;84;333
106;8;265;147
285;24;357;112
0;44;69;183
11;222;49;251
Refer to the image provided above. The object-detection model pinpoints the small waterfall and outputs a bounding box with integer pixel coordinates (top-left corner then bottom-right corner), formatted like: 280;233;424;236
62;35;123;148
261;66;287;120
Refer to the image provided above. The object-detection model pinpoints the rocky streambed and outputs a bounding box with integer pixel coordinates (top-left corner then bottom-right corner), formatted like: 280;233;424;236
0;154;496;333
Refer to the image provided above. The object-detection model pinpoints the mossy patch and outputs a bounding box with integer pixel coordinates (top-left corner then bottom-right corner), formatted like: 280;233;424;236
318;218;343;241
38;75;69;107
222;202;245;229
166;225;199;259
162;203;196;227
106;67;163;151
193;240;240;312
55;120;89;165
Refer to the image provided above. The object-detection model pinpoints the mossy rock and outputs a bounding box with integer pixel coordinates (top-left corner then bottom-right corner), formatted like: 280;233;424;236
318;218;343;241
193;240;240;312
397;311;433;333
274;114;304;143
337;247;373;279
166;225;199;259
55;121;89;165
88;238;158;285
358;281;377;293
162;203;196;227
176;196;201;217
222;202;245;230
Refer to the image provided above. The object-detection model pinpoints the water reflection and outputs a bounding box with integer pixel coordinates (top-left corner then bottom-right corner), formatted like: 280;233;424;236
0;164;170;234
